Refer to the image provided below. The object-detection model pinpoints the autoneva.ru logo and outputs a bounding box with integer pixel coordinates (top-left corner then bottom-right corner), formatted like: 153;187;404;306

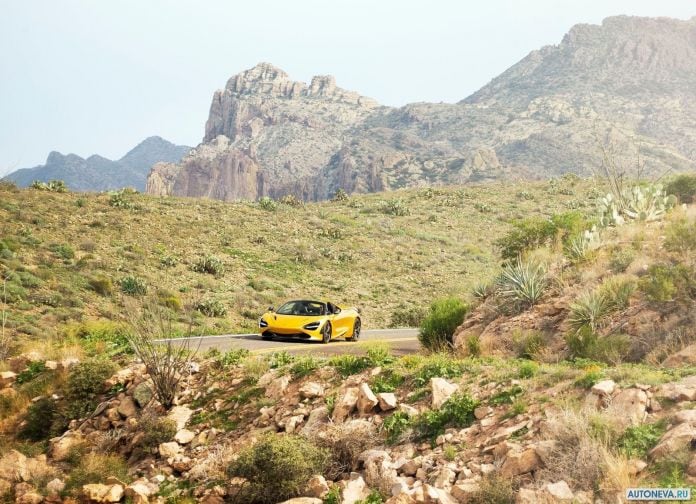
626;488;691;501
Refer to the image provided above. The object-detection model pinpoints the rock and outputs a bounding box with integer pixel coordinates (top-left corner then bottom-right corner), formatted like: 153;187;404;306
534;440;558;466
342;473;369;504
649;422;696;460
167;406;193;430
516;488;541;504
117;396;138;418
168;454;193;472
431;378;459;409
385;494;417;504
46;478;65;496
674;409;696;425
333;387;360;422
399;457;421;477
399;404;419;417
16;491;43;504
627;459;647;475
299;382;325;399
175;429;195;444
591;380;616;397
159;442;181;458
500;448;541;477
687;454;696;478
285;415;305;434
278;499;322;504
451;482;480;502
60;357;80;369
82;483;125;502
608;388;648;426
266;375;291;400
0;371;17;388
423;484;458;504
659;375;696;402
357;383;379;414
0;479;12;498
363;450;398;495
306;475;330;498
544;481;574;501
125;479;159;504
433;467;457;489
300;406;329;435
257;371;276;387
50;432;84;461
663;343;696;367
474;406;492;420
44;360;58;370
132;382;153;408
0;449;29;481
378;392;398;411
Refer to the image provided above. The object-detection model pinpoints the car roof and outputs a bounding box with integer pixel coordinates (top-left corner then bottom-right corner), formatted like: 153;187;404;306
282;299;327;305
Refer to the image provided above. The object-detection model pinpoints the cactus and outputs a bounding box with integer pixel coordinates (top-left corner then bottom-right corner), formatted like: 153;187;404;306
599;184;677;227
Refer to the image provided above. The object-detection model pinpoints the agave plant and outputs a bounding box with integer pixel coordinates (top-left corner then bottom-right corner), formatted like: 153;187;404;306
496;258;547;308
568;290;612;333
599;184;677;226
564;227;602;262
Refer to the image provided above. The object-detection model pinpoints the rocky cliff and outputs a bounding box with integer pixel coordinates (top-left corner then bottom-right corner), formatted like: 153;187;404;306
5;136;191;192
149;16;696;202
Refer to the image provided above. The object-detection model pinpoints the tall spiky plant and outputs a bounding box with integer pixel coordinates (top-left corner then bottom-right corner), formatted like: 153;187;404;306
496;258;548;309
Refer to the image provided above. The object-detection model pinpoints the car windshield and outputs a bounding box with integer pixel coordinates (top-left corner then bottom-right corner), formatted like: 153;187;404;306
276;300;326;316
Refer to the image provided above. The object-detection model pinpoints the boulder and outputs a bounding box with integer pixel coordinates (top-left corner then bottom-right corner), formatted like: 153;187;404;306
333;387;360;422
423;484;458;504
82;483;125;502
431;378;458;409
516;488;541;504
544;481;574;501
44;360;58;370
284;415;305;434
608;388;648;426
378;392;398;411
385;494;417;504
50;432;84;461
659;375;696;402
306;474;330;498
500;448;541;477
357;383;379;414
125;479;159;504
474;406;492;420
159;442;181;458
117;396;138;418
363;450;398;495
663;343;696;367
649;423;696;460
591;380;616;397
0;479;12;498
167;406;193;430
46;478;66;496
132;382;153;408
451;482;480;502
300;406;329;436
0;449;29;481
168;454;193;472
342;473;368;504
175;429;195;444
0;371;17;388
299;382;325;399
265;375;290;399
16;491;43;504
674;409;696;425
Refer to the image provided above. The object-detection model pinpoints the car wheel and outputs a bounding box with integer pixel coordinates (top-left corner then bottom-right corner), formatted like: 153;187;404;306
347;318;361;342
321;322;332;344
261;333;272;340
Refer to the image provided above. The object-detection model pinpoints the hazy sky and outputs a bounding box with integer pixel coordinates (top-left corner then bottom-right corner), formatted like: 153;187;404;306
1;1;694;175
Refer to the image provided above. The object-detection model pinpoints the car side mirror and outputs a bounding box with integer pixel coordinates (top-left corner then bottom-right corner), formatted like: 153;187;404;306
334;308;341;314
268;306;274;312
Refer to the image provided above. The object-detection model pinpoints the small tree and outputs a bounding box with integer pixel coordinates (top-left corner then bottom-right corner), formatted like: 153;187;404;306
125;300;199;408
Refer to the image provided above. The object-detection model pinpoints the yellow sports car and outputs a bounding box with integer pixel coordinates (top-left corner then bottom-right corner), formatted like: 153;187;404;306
259;300;361;343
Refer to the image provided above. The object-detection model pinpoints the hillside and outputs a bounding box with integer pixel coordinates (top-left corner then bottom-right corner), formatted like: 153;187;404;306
4;137;191;192
0;175;597;347
149;16;696;202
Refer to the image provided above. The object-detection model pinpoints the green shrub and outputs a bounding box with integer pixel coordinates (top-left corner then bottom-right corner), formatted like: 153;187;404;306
471;281;493;301
227;434;327;504
377;199;410;216
518;361;539;379
489;385;524;406
140;413;177;450
196;298;227;317
88;276;113;296
639;263;695;302
356;490;385;504
16;361;47;384
329;354;370;378
418;298;469;351
278;194;303;207
413;355;468;387
574;367;604;388
64;320;131;356
267;351;294;369
468;475;514;504
108;188;138;208
599;276;636;310
568;291;612;333
66;358;117;419
665;173;696;203
566;327;630;364
289;355;321;378
65;453;130;493
192;255;225;276
617;421;667;458
31;179;67;192
258;196;277;211
364;341;395;366
18;397;58;441
466;334;481;357
512;330;545;360
563;228;601;263
496;259;547;309
664;218;696;253
118;275;147;296
218;348;250;368
413;393;479;440
50;243;75;260
370;370;405;393
609;248;636;273
389;304;427;328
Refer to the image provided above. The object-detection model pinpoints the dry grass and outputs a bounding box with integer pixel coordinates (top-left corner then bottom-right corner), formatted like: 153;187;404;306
309;419;382;480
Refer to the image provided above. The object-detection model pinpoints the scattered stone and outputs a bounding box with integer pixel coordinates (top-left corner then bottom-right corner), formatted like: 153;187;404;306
451;482;480;502
591;380;616;397
674;410;696;425
299;382;325;399
168;454;194;472
50;432;84;461
342;473;369;504
663;343;696;367
266;375;291;399
0;449;30;481
357;383;379;414
500;448;541;477
46;478;65;496
125;479;159;504
175;429;195;445
474;406;492;420
431;378;459;409
608;388;648;426
544;481;574;501
300;406;329;436
0;371;17;388
306;474;330;498
82;483;125;503
44;360;58;370
649;423;696;460
333;387;360;422
132;382;153;408
159;442;181;458
285;414;305;434
167;406;193;430
399;404;419;417
117;396;138;418
378;392;398;411
659;376;696;402
278;499;322;504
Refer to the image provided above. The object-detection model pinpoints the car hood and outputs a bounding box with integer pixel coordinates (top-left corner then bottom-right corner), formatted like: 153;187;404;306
262;313;326;328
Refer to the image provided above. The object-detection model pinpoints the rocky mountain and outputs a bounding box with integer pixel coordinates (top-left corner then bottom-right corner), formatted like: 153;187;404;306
148;15;696;202
5;136;191;192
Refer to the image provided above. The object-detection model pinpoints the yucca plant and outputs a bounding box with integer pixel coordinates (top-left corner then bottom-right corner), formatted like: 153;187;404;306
564;227;601;263
568;290;613;333
599;276;636;311
496;258;547;309
471;281;493;300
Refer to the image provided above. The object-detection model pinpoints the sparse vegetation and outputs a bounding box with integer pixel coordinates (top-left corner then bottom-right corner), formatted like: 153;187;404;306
65;358;117;419
496;258;547;309
418;297;469;351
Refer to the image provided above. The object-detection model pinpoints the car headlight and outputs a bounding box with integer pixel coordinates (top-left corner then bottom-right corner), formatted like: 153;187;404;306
259;318;268;328
303;321;322;331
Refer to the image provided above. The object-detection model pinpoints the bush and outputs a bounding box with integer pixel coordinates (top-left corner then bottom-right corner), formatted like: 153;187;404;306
108;188;138;208
518;361;539;379
617;421;667;459
311;421;380;481
599;276;636;311
19;397;58;441
258;196;277;211
278;194;303;207
639;263;695;302
217;348;250;368
140;413;177;451
495;212;588;260
382;411;412;444
228;434;327;503
664;218;696;253
468;475;514;504
66;358;117;419
196;298;227;317
118;275;147;296
88;276;113;296
665;173;696;203
329;354;370;378
377;199;409;216
192;255;225;276
333;188;349;202
413;393;478;440
566;327;630;364
64;320;131;356
418;297;469;351
413;354;468;387
568;291;613;333
370;370;405;393
496;258;547;309
609;248;636;273
65;453;129;493
31;179;67;192
51;243;75;260
512;330;545;360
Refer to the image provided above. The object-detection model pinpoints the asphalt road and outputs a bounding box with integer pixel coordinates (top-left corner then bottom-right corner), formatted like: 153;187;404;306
158;328;420;356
